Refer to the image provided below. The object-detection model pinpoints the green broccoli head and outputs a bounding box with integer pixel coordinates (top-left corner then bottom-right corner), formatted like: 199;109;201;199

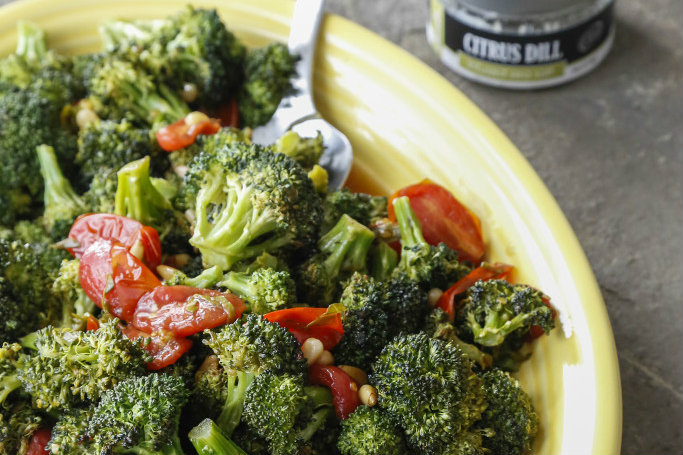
76;119;167;184
337;405;408;455
371;332;486;455
297;214;376;306
47;407;93;455
332;273;389;370
0;343;24;406
381;273;429;338
271;131;324;170
458;279;555;347
81;168;118;214
50;259;97;331
0;399;42;455
36;144;86;241
242;373;334;455
18;321;148;411
188;142;323;269
218;267;297;315
392;196;470;290
204;314;306;377
87;56;189;128
322;189;388;234
238;43;297;127
0;279;41;344
478;369;539;455
424;308;492;370
87;373;189;455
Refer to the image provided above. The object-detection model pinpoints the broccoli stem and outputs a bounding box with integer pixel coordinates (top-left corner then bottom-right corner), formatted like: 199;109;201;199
369;240;398;281
181;266;223;289
0;375;21;404
36;144;85;215
320;214;376;278
189;418;248;455
299;386;334;442
392;196;426;250
216;371;254;437
218;272;257;303
15;21;46;61
115;156;172;227
470;311;530;347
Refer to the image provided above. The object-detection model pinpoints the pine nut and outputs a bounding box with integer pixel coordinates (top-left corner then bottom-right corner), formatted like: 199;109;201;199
129;239;145;261
174;165;189;178
185;111;210;126
427;288;444;307
358;384;378;407
338;365;368;386
182;83;199;103
349;381;358;393
301;338;324;365
76;108;99;129
316;350;334;366
171;254;191;268
156;264;180;281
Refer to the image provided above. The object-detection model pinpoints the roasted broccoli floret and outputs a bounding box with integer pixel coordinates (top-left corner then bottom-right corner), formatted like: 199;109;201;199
218;267;296;315
188;142;322;269
0;278;40;344
36;144;86;241
242;373;334;455
162;265;223;289
86;56;189;128
76;119;166;184
50;259;97;331
87;373;188;455
272;131;324;170
18;321;148;411
322;189;388;234
238;43;297;127
457;279;555;347
0;399;42;455
115;156;192;253
189;418;248;455
297;214;376;306
424;308;492;369
380;273;429;338
202;315;306;436
0;343;24;406
100;6;246;108
82;168;118;214
392;196;470;290
478;369;539;455
368;240;398;282
337;405;408;455
371;332;486;454
47;407;93;455
332;273;388;370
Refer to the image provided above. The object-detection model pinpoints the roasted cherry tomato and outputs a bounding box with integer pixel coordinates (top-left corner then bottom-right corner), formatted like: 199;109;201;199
133;286;244;337
120;324;193;370
68;213;162;269
264;307;344;350
79;241;160;322
388;180;485;264
308;365;360;420
437;262;513;321
26;428;51;455
526;296;557;341
156;116;220;152
86;315;99;331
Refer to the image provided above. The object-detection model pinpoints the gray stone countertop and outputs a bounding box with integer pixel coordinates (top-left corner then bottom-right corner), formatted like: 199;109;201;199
323;1;682;454
0;0;680;453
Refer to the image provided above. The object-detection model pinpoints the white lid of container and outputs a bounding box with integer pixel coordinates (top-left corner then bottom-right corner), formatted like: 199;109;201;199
457;0;595;16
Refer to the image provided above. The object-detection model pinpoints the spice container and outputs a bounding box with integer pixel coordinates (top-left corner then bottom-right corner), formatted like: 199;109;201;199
427;0;615;89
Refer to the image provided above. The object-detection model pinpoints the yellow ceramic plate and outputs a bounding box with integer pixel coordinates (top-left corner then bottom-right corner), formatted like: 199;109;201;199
0;1;622;453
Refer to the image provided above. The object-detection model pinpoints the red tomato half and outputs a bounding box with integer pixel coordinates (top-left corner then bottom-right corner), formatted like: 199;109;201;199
26;428;51;455
388;180;485;264
68;213;162;269
436;262;514;320
79;241;160;322
120;325;193;370
156;117;221;152
308;365;360;420
264;307;344;350
133;286;244;337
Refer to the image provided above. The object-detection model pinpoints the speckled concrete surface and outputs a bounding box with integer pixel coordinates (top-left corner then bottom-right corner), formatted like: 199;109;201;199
0;0;680;453
322;1;683;454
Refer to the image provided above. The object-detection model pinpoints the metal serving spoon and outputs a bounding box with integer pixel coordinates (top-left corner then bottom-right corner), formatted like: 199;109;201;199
250;0;353;190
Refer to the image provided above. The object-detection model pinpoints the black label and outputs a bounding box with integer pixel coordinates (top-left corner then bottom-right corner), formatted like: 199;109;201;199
444;2;614;65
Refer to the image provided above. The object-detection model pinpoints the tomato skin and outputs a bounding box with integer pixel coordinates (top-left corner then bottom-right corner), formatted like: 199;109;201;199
308;365;360;420
79;241;160;323
133;286;244;337
388;180;485;264
264;307;344;350
86;315;99;331
26;428;51;455
120;324;193;370
68;213;162;269
437;263;514;320
156;117;221;152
